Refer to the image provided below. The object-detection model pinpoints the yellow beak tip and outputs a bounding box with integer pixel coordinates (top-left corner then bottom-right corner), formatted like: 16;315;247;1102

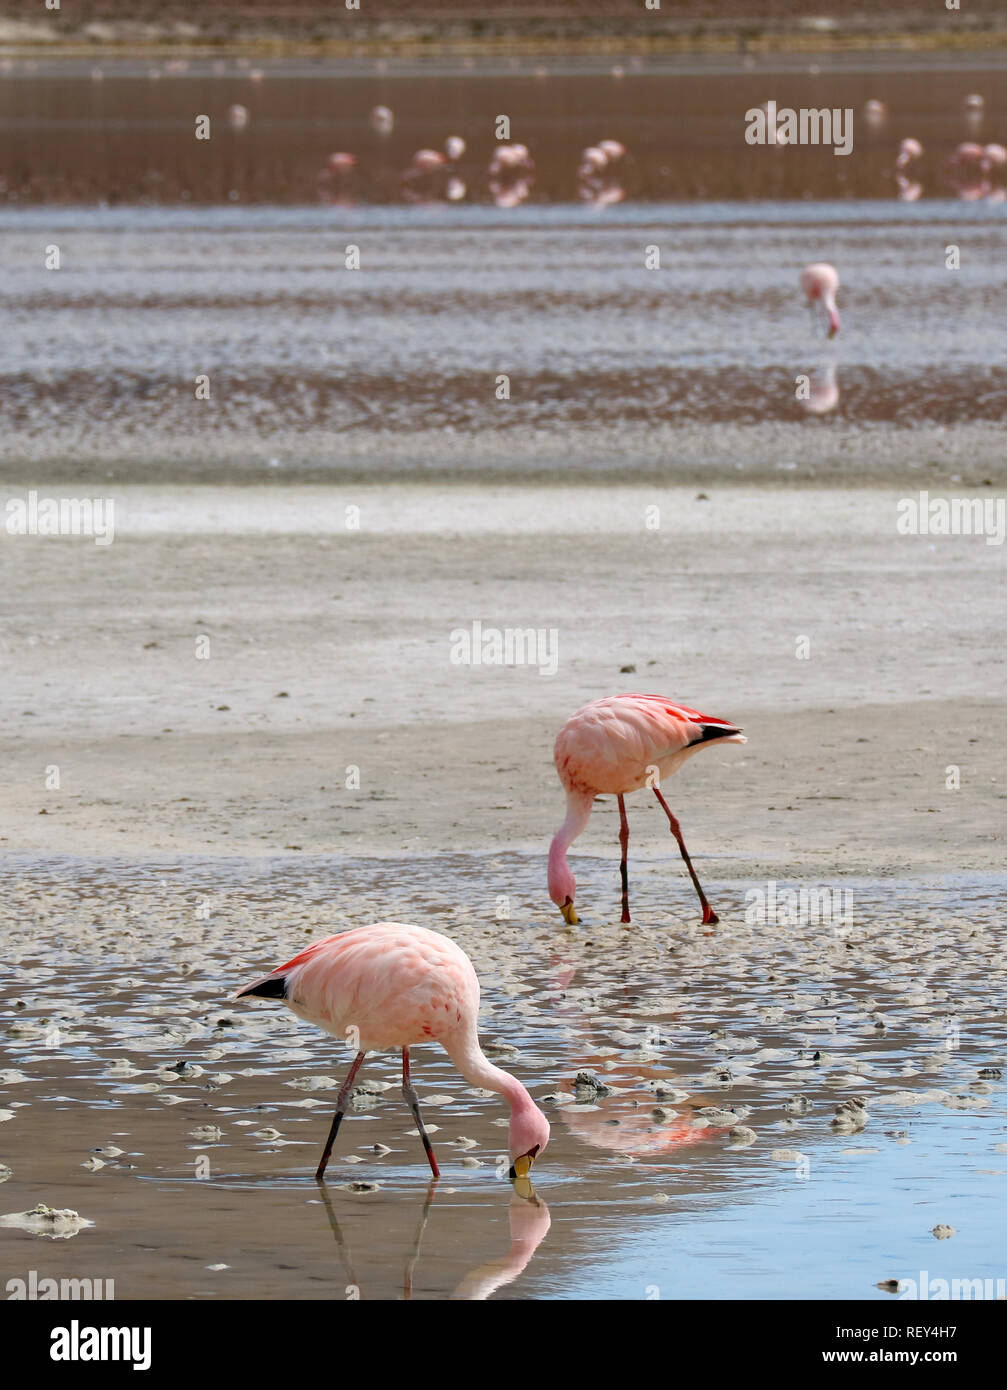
560;902;579;925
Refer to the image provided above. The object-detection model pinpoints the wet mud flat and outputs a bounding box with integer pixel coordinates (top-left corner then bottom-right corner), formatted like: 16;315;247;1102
1;856;1005;1299
3;204;1006;485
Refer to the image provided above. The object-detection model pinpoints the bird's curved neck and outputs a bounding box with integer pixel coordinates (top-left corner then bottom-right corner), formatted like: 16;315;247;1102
548;789;595;884
446;1034;538;1116
548;787;594;872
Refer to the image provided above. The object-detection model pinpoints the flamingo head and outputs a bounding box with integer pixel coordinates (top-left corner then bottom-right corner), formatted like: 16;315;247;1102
827;304;840;338
547;848;579;924
508;1103;551;1181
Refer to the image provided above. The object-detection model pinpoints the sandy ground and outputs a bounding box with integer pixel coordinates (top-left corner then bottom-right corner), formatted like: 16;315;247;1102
2;482;1005;1301
1;482;1003;884
2;0;1004;56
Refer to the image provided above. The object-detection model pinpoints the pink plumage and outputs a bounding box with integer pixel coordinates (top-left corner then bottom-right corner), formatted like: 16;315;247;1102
548;694;746;926
800;262;841;338
236;922;550;1182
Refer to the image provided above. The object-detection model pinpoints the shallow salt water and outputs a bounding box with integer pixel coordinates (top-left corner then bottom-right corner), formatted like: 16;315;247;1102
1;855;1004;1299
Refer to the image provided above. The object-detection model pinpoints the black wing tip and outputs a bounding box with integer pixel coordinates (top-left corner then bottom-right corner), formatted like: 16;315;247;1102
236;975;287;1000
694;723;743;743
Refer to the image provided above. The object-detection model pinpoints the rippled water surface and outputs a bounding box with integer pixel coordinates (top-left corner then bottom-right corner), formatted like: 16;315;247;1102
2;856;1005;1299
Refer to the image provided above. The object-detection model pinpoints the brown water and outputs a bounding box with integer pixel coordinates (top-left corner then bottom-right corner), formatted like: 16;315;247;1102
1;57;1005;204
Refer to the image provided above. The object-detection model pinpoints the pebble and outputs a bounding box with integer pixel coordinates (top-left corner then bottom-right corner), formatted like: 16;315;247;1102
573;1071;612;1097
831;1098;869;1132
0;1204;92;1237
728;1126;757;1146
931;1224;955;1239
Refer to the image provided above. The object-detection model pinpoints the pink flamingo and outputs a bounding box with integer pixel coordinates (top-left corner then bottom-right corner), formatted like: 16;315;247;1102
548;694;745;927
410;149;447;174
236;922;550;1182
800;262;841;338
452;1193;551;1300
801;362;839;416
370;104;394;136
895;137;923;171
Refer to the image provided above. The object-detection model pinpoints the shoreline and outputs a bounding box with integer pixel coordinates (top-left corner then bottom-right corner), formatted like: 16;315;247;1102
2;30;1007;62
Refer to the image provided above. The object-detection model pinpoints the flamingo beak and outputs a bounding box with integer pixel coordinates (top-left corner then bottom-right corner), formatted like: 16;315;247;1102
560;900;579;925
508;1147;539;1182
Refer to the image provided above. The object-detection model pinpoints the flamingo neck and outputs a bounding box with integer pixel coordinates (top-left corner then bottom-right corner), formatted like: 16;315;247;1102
548;787;595;886
446;1035;538;1118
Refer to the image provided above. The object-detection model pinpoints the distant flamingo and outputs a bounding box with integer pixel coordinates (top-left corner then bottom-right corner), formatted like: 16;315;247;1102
947;142;992;200
489;143;535;206
236;922;550;1181
548;694;745;926
370;104;394;136
800;262;841;338
896;137;924;169
597;139;627;162
410;149;447;174
801;362;839;415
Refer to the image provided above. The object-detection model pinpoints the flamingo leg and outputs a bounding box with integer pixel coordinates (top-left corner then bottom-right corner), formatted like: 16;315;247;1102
617;793;631;924
403;1181;438;1299
402;1047;441;1179
652;787;719;925
315;1049;366;1181
318;1186;362;1294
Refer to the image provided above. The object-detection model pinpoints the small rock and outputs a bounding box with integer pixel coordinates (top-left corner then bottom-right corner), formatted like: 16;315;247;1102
573;1071;612;1097
728;1125;757;1146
